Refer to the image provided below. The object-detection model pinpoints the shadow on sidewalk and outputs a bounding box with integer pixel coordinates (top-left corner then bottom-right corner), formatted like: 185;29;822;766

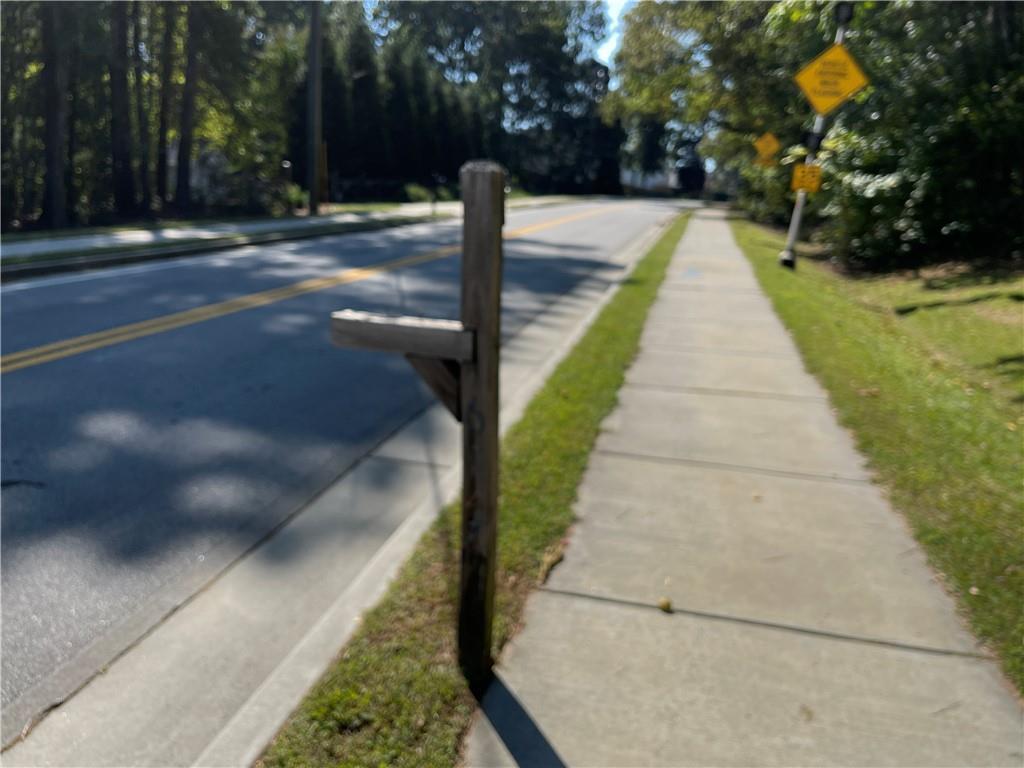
476;674;566;768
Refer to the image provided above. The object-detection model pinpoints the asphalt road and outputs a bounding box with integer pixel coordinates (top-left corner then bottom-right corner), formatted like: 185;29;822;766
1;199;680;725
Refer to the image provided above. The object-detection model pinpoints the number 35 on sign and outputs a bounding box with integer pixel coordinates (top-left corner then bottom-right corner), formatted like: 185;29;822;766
791;164;822;193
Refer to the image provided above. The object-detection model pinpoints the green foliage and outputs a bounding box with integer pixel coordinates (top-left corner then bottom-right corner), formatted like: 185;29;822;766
819;3;1024;269
613;1;1024;270
374;1;620;194
3;1;622;230
401;183;432;203
340;3;388;178
282;182;305;213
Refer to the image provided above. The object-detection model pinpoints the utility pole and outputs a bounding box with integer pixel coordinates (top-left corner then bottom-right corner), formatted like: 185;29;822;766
779;1;855;269
306;1;322;216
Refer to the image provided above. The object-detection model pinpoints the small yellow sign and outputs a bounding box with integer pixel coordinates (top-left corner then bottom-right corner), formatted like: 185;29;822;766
753;132;781;159
794;43;869;116
791;164;822;193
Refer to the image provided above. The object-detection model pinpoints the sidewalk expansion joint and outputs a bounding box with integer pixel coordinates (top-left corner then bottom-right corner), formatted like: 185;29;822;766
650;313;783;326
594;448;873;486
539;587;992;661
370;453;452;469
659;284;766;296
640;343;794;360
625;382;828;403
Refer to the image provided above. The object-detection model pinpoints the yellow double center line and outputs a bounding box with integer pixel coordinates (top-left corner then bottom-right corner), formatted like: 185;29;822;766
1;206;612;374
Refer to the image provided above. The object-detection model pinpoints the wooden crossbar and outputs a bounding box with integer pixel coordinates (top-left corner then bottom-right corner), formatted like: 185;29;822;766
330;309;474;362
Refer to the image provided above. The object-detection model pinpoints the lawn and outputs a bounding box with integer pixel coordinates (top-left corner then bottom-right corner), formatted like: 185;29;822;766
731;219;1024;691
259;213;691;767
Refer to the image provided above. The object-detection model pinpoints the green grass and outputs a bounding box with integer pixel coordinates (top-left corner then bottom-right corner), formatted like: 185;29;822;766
732;219;1024;691
312;202;402;215
259;213;691;768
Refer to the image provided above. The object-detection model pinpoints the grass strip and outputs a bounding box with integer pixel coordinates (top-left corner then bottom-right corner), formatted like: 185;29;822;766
731;219;1023;691
259;213;691;767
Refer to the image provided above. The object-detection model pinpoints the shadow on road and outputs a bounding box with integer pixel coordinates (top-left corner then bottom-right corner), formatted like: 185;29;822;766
0;225;627;709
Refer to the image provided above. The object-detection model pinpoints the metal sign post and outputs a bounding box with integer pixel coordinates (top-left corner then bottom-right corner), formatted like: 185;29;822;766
779;1;864;269
328;161;505;691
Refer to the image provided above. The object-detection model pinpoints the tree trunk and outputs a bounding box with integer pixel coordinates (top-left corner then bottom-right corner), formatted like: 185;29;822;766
110;1;136;215
132;1;151;212
42;2;68;228
156;1;176;205
65;6;80;224
175;1;198;211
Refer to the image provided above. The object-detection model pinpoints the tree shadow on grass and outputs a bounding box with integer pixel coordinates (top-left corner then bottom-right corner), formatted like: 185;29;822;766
921;264;1024;292
982;354;1024;403
894;291;1024;316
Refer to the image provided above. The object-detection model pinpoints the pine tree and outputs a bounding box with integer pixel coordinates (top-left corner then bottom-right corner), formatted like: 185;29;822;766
42;1;68;228
174;1;198;210
407;52;434;182
156;2;177;205
110;1;136;214
382;44;417;180
131;1;151;212
343;6;387;178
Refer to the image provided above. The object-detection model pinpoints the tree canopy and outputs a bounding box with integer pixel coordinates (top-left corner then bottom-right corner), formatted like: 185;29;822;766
1;0;622;231
610;0;1024;269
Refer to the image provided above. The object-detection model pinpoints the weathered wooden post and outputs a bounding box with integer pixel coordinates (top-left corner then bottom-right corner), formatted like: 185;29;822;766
456;162;503;689
328;161;505;691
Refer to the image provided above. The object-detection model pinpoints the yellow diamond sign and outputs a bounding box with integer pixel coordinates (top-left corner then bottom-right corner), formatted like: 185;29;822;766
791;164;822;193
753;132;781;159
794;43;869;116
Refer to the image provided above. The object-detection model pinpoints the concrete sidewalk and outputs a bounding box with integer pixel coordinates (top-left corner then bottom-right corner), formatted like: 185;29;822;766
464;209;1022;767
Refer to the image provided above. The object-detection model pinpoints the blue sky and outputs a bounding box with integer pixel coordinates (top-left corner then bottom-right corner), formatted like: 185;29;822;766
596;0;634;66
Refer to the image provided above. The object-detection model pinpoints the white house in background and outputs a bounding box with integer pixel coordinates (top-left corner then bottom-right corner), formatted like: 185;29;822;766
620;167;679;194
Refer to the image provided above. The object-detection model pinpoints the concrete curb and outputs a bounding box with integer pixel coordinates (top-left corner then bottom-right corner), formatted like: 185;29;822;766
191;211;680;767
0;216;435;282
0;197;576;283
